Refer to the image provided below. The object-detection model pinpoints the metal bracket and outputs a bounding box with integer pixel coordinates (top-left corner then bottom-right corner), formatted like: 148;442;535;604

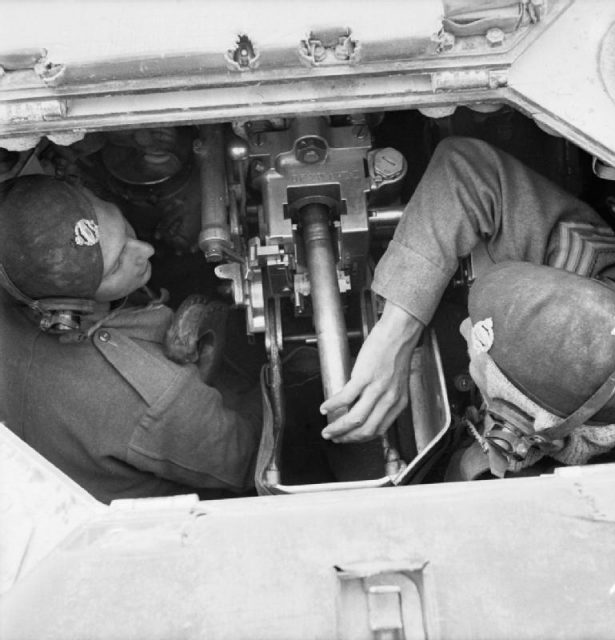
453;255;476;288
214;262;245;307
1;99;67;125
225;35;260;72
0;48;66;85
298;28;360;66
335;559;439;640
593;156;615;181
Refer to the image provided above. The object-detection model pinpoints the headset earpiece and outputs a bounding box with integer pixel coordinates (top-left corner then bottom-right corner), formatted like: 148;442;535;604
0;263;95;333
35;298;96;332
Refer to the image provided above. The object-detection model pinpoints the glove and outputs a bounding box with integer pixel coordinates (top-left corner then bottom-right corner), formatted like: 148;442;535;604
163;294;229;384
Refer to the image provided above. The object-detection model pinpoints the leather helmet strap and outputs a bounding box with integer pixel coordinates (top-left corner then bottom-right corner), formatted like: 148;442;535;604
0;262;43;311
0;262;95;329
541;371;615;441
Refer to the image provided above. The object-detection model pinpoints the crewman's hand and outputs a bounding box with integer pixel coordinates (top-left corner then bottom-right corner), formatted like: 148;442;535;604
319;301;423;443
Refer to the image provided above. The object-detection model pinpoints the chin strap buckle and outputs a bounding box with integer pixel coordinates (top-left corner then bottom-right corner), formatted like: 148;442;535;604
38;308;81;332
34;298;96;333
464;400;565;478
0;261;96;334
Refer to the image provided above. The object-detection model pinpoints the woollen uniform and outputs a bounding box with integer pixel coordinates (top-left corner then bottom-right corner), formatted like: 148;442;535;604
372;136;615;325
0;294;261;504
372;136;615;472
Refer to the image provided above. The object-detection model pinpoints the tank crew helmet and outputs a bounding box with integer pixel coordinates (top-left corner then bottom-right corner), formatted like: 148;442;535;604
0;174;104;331
462;261;615;478
467;261;615;425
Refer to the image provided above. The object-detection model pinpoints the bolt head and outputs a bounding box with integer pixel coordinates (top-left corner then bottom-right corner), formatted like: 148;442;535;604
302;150;320;163
433;30;455;52
352;125;368;140
295;136;327;164
486;28;505;46
373;147;405;180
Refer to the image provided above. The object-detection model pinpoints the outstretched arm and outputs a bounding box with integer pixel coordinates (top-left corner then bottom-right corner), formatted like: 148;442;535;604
320;300;422;443
320;136;605;444
371;136;605;326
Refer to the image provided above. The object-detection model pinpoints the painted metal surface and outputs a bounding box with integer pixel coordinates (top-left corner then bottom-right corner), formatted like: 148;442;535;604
0;1;580;150
0;423;103;597
2;1;614;166
2;2;615;637
1;464;615;639
507;0;615;169
0;1;441;64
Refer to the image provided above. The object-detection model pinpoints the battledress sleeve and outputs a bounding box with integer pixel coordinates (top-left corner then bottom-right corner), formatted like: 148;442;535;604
128;368;261;492
372;136;609;325
94;327;261;492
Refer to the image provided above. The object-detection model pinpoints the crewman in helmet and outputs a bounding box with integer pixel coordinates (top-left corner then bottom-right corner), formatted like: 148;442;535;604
0;175;261;504
321;136;615;476
455;261;615;479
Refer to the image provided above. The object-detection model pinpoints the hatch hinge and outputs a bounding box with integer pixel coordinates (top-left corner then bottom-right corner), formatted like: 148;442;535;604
0;49;66;85
225;34;260;72
0;99;68;126
432;68;508;92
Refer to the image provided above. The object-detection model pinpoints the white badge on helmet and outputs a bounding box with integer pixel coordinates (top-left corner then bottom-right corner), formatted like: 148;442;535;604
74;219;100;247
